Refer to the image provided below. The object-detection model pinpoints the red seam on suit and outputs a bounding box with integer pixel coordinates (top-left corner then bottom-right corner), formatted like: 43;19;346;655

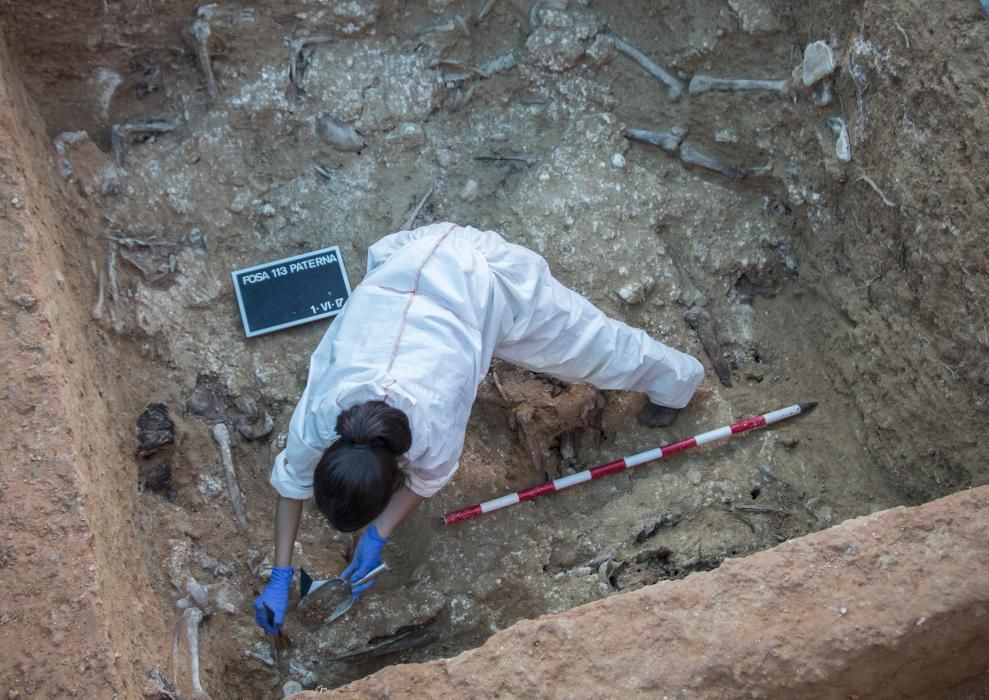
334;225;461;407
385;224;460;374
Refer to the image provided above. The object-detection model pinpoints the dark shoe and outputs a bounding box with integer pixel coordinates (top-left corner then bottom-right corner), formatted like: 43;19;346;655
637;402;680;428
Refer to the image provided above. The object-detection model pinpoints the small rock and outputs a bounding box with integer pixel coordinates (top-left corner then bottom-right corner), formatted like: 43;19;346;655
611;153;626;169
13;293;36;309
802;41;836;87
617;276;654;305
260;203;277;218
317;115;366;153
385;122;426;149
826;117;852;162
10;196;24;210
228;190;251;214
100;165;121;195
547;547;581;571
197;474;223;498
714;128;739;144
687;468;702;485
459;179;479;203
436;148;455;167
282;681;303;698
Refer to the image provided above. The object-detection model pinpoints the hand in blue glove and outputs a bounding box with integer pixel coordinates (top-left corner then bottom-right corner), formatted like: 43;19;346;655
340;524;388;600
254;566;294;634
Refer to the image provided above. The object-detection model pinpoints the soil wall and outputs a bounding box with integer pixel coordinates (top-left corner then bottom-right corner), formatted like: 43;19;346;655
791;1;989;502
0;32;166;698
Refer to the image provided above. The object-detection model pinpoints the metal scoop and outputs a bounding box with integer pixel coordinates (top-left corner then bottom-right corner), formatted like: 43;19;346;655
295;562;389;629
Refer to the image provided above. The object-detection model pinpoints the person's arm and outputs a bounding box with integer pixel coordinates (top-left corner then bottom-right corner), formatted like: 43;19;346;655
372;484;423;538
254;495;304;634
273;495;305;567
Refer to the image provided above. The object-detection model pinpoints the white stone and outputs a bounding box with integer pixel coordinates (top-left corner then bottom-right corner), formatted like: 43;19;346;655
611;153;626;169
459;179;479;203
715;128;739;144
803;41;836;87
260;203;277;217
282;680;303;697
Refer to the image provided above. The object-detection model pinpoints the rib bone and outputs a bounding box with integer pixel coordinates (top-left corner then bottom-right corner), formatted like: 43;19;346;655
688;74;788;96
211;423;249;532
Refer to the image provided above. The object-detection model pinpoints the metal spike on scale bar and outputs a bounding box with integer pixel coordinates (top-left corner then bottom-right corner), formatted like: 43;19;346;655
443;402;818;525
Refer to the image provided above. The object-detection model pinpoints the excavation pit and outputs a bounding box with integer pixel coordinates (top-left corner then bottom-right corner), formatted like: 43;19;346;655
1;1;987;697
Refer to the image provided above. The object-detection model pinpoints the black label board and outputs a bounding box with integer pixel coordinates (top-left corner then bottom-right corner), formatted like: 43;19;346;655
232;246;352;337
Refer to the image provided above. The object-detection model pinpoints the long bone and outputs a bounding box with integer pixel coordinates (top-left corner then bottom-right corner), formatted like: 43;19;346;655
111;120;178;168
211;423;250;532
607;35;683;101
91;262;106;321
627;127;771;180
680;142;771;180
186;19;220;106
183;607;211;700
624;127;686;155
688;74;788;96
683;307;733;387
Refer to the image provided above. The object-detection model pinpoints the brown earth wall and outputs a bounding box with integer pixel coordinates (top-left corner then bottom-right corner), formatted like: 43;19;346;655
0;31;166;699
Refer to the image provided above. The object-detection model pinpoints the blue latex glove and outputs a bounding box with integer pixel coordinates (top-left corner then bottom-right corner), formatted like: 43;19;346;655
341;524;388;600
254;566;293;634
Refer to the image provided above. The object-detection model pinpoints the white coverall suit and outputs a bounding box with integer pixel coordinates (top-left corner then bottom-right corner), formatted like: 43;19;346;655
270;223;704;499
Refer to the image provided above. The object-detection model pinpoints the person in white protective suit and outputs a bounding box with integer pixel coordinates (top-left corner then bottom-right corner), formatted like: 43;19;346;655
253;223;704;634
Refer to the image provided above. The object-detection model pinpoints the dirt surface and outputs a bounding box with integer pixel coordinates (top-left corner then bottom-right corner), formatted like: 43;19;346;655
303;485;989;699
0;0;987;698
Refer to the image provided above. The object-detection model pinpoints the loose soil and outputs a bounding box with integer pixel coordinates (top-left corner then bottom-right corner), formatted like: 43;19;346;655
1;0;986;697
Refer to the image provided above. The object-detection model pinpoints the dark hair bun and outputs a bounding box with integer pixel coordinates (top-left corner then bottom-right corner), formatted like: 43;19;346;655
335;400;412;456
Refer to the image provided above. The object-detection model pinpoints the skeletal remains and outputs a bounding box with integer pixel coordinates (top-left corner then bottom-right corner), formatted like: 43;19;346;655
688;74;789;96
683;307;733;388
111;119;177;167
184;18;220;107
625;128;771;179
211;423;250;532
607;35;683;100
171;573;212;700
182;607;211;699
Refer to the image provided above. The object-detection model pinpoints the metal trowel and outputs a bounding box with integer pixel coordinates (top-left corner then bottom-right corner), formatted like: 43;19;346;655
296;563;388;629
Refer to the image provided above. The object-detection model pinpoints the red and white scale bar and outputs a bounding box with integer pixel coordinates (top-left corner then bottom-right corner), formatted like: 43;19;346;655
443;402;816;525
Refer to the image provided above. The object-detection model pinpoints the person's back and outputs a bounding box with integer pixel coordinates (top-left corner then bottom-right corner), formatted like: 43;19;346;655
275;223;510;500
